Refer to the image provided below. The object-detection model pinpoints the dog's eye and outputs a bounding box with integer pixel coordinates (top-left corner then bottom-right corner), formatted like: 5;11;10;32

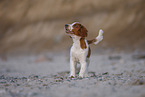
74;24;77;28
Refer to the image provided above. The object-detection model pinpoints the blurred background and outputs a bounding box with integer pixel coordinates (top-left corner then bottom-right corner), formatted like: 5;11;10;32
0;0;145;54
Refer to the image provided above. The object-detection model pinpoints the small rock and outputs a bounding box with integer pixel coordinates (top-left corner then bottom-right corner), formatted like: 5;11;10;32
132;54;145;60
55;79;63;82
66;79;71;82
0;75;5;79
0;81;6;84
22;77;27;79
4;84;10;86
28;92;38;96
10;80;15;83
43;84;48;86
16;84;20;86
89;72;97;77
102;72;109;75
132;79;145;85
28;75;39;79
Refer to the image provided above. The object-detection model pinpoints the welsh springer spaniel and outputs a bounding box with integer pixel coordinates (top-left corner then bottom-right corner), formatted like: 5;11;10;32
65;22;103;78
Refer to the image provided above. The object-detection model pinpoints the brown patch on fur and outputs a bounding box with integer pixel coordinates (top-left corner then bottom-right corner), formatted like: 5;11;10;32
79;24;88;37
87;39;97;44
80;38;87;49
87;47;91;58
72;23;88;38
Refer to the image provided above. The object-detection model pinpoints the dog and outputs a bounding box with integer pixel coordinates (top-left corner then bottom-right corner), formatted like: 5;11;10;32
65;22;103;78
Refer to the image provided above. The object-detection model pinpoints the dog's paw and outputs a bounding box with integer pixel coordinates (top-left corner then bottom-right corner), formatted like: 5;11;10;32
97;35;103;41
94;29;104;45
79;74;88;78
69;75;75;78
78;76;83;79
97;31;103;40
97;29;103;41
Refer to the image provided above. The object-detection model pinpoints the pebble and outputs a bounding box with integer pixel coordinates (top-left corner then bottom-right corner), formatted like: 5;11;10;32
102;72;109;75
132;54;145;60
0;80;6;84
0;69;144;97
55;79;63;82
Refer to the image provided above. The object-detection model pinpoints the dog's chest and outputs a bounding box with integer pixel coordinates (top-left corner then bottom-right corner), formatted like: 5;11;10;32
70;39;88;59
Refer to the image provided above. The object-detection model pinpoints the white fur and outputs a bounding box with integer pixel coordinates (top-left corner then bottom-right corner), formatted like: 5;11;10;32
69;22;79;31
69;35;89;78
94;29;104;45
67;22;103;78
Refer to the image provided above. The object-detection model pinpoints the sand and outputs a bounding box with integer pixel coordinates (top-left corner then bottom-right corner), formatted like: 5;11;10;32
0;51;145;97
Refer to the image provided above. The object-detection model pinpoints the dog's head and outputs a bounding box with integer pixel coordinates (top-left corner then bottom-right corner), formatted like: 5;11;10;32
65;22;88;38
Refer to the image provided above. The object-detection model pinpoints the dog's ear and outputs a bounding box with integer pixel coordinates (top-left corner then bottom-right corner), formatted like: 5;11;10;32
79;24;88;37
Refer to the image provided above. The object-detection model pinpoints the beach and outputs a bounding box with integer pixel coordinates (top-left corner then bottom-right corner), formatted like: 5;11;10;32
0;51;145;97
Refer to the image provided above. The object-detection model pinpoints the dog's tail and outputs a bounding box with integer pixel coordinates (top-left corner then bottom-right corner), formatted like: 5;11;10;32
87;29;104;45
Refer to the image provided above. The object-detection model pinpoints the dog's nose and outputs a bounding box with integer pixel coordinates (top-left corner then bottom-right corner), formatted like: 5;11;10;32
65;24;68;28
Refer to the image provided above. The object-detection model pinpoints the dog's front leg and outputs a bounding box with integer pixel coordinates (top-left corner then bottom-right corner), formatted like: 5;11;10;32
69;57;76;78
79;60;88;78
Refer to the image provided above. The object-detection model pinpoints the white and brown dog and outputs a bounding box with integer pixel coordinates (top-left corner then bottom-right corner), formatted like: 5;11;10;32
65;22;103;78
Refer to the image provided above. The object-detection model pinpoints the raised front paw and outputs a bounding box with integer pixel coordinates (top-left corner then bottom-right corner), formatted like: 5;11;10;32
97;35;103;41
97;29;104;41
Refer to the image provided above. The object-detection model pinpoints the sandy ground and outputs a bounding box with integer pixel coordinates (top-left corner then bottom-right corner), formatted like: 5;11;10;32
0;51;145;97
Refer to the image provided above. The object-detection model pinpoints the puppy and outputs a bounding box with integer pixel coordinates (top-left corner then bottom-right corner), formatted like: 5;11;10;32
65;22;103;78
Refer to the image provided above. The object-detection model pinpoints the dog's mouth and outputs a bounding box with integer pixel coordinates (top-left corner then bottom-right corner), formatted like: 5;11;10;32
65;29;74;34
